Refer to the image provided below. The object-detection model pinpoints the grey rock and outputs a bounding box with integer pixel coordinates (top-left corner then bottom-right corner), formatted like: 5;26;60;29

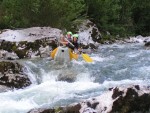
0;61;31;89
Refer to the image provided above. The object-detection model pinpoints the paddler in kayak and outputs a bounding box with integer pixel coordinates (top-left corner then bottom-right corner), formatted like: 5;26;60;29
60;32;81;53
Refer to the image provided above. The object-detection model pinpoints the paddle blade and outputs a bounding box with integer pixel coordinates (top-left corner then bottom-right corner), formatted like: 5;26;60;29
50;48;58;59
82;54;93;62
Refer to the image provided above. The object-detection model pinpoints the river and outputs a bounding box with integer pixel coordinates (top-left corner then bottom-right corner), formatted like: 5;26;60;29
0;43;150;113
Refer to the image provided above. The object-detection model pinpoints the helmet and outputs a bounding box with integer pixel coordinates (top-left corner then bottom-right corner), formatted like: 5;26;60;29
72;34;79;39
67;31;72;35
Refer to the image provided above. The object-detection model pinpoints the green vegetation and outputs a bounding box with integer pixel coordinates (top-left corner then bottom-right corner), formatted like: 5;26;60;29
0;0;149;36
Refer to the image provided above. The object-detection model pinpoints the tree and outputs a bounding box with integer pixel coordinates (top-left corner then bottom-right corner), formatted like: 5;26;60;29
131;0;150;36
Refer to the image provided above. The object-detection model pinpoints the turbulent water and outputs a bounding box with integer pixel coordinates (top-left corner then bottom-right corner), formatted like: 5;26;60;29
0;43;150;113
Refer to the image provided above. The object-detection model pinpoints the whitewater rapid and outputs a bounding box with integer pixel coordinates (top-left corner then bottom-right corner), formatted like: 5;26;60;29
0;43;150;113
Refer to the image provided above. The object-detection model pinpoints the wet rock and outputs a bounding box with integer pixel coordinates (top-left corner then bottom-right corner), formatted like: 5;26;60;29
0;61;31;89
38;45;50;58
78;20;101;49
14;49;28;59
112;87;124;99
0;38;57;59
0;27;59;59
79;85;150;113
145;41;150;47
28;103;81;113
0;85;11;93
64;103;81;113
28;108;55;113
111;86;150;113
57;73;76;82
79;20;101;43
0;40;14;52
89;43;98;49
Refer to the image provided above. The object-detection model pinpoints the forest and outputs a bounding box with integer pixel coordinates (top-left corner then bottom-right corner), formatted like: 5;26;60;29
0;0;150;37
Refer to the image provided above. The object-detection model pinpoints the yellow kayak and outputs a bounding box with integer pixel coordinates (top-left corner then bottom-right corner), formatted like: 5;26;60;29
50;47;78;61
50;47;93;63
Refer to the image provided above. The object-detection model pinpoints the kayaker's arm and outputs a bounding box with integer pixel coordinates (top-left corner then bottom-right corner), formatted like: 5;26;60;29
59;34;69;46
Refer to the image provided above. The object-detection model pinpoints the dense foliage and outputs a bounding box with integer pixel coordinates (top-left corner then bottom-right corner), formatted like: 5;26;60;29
0;0;149;36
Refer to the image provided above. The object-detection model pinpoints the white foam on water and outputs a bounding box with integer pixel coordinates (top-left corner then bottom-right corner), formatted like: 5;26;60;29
91;56;105;62
0;71;148;113
72;59;85;65
101;79;147;88
41;71;58;82
76;72;95;82
99;43;126;49
0;98;38;113
0;78;100;113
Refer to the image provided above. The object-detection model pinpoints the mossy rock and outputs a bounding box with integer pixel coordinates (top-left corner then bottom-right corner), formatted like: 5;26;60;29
0;37;58;59
14;49;28;59
0;61;31;89
28;104;81;113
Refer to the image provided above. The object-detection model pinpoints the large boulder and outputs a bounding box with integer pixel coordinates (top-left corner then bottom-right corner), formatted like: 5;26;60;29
110;86;150;113
0;37;57;59
0;27;60;59
79;85;150;113
0;61;31;89
78;20;101;49
0;26;101;59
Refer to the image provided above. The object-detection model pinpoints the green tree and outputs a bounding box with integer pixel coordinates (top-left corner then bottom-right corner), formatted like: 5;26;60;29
85;0;125;36
131;0;150;36
0;0;149;36
0;0;86;30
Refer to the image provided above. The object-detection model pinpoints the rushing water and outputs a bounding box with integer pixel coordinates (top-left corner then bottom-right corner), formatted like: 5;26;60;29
0;43;150;113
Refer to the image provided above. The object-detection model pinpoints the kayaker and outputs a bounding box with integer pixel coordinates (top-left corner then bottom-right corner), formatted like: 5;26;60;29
71;34;82;53
66;31;72;42
60;31;72;46
60;32;81;53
